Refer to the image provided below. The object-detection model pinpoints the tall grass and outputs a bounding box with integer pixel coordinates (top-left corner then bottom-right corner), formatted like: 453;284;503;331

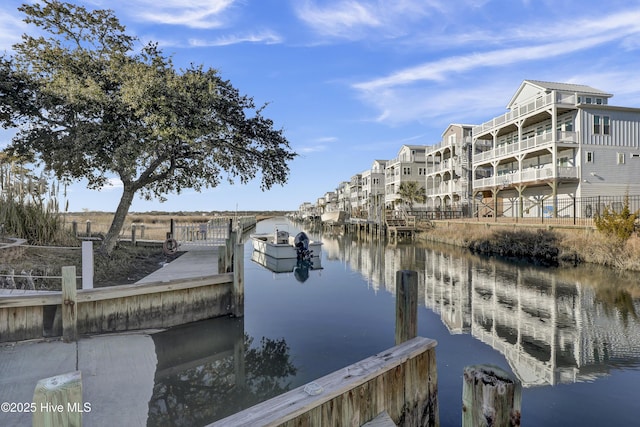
0;157;75;246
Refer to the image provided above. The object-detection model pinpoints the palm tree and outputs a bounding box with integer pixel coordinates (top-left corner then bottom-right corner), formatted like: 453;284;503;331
398;181;426;211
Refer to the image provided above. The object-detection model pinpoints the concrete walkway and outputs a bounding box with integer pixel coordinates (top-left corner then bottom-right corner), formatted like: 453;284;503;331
0;247;221;427
135;248;220;283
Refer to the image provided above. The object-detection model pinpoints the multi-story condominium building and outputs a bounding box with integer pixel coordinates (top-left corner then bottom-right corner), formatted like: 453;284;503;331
349;173;364;217
320;191;338;215
425;124;474;213
384;145;427;210
336;181;351;214
361;160;387;221
472;80;640;218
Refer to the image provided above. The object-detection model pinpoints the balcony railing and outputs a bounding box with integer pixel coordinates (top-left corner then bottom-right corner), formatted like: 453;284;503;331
425;180;469;196
473;166;579;189
473;93;578;135
473;131;577;164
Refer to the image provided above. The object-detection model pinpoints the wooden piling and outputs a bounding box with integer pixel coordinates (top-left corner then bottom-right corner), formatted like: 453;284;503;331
462;364;522;427
232;242;244;317
217;245;227;274
395;270;418;346
85;220;91;237
33;371;83;427
131;224;137;246
61;266;77;343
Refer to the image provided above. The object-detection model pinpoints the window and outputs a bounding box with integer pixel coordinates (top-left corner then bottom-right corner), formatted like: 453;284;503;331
617;153;625;165
586;97;592;104
596;98;603;105
403;167;411;175
586;151;594;163
565;119;573;132
594;115;610;134
418;167;425;175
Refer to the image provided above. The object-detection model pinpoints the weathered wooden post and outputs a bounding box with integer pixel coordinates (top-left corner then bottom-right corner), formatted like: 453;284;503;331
81;241;93;290
225;231;236;273
85;220;91;237
232;242;244;317
462;364;522;427
131;224;137;246
217;245;227;274
140;223;145;239
33;371;83;427
61;266;77;343
395;270;418;345
170;218;175;238
72;220;78;237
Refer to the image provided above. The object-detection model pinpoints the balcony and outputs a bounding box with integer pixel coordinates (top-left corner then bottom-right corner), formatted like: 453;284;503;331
426;180;469;197
473;131;577;164
473;166;579;189
473;93;578;135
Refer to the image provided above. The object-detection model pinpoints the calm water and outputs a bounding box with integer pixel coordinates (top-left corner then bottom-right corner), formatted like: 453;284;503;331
148;217;640;426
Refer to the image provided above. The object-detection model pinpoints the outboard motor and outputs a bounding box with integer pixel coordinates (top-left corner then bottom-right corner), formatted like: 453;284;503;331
294;232;312;261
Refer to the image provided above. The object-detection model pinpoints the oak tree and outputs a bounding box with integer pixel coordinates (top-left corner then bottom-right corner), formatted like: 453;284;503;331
1;1;296;254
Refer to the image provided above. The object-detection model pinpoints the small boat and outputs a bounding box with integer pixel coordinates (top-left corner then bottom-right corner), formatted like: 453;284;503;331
251;251;322;273
251;230;322;261
321;210;347;225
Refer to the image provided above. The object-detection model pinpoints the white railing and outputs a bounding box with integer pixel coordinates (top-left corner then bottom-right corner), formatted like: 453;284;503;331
473;131;577;164
473;93;577;135
175;216;256;247
473;166;579;188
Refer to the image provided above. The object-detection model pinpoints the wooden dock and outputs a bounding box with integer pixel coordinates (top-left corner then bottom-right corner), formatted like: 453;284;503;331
209;336;438;427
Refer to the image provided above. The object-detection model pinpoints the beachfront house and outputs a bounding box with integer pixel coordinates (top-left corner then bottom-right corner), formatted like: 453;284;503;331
337;181;351;215
349;173;364;218
384;145;427;210
361;160;387;221
425;124;474;214
472;80;640;219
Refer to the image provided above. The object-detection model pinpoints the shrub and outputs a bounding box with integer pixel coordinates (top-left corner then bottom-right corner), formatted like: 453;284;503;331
594;195;639;242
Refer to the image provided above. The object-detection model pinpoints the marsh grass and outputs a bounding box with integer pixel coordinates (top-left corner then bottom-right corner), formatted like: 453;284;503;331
422;221;640;271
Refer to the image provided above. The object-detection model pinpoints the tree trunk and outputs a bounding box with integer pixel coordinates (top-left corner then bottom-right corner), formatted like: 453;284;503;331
99;186;136;255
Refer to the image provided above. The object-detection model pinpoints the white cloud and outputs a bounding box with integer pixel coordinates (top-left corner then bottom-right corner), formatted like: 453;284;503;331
103;178;124;190
189;30;283;47
123;0;237;29
294;0;447;40
0;10;28;52
349;7;640;126
354;34;626;92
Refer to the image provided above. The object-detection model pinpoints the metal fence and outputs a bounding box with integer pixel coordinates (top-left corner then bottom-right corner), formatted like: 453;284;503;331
409;194;640;227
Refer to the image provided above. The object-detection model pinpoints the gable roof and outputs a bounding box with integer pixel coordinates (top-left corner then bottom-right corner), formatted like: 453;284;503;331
507;80;613;109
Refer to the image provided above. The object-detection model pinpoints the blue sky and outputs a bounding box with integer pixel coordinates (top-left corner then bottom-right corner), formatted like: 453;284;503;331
2;0;640;212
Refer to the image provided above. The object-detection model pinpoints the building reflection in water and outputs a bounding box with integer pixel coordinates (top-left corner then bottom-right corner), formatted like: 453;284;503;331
319;229;640;388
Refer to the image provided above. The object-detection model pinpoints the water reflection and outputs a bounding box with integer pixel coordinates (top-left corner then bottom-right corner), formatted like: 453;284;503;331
316;227;640;387
147;317;296;426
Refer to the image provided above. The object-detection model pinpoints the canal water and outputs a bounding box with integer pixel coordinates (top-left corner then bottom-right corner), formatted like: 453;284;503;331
148;217;640;426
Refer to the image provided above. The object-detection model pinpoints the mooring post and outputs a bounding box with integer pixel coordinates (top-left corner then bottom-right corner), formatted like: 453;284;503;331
217;245;227;274
232;242;244;317
225;231;236;273
131;224;137;246
61;266;77;343
395;270;418;345
72;220;78;237
33;371;83;427
81;241;93;290
85;220;91;237
462;364;522;427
